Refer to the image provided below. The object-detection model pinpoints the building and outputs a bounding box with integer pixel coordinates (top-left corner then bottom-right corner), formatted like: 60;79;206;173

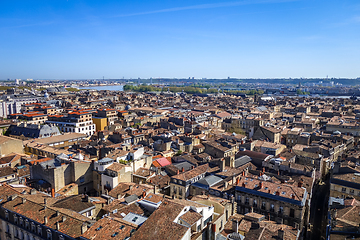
235;176;308;231
0;184;94;240
47;111;95;136
92;117;107;131
30;159;93;194
0;135;24;157
7;123;61;139
170;164;210;199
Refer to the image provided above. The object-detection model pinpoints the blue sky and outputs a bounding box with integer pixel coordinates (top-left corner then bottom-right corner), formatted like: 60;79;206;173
1;0;360;80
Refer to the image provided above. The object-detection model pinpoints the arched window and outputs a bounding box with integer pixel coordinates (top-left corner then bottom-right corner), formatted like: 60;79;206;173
37;225;42;236
47;229;52;240
19;217;24;227
25;219;30;229
14;215;18;224
31;222;36;232
5;210;9;220
59;235;65;240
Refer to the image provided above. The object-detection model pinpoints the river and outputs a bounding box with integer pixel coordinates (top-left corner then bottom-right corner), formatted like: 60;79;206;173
78;85;124;91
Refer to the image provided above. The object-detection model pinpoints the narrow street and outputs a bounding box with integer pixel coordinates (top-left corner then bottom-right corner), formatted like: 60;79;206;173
309;174;330;240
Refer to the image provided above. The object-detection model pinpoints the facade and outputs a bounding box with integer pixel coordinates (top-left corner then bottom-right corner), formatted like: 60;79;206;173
0;135;24;157
92;117;107;131
330;171;360;200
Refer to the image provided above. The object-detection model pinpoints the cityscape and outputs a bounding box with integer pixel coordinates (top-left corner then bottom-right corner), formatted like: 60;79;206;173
1;1;360;240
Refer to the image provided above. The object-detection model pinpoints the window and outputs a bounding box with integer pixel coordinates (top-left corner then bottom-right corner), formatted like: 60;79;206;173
342;187;346;193
290;208;295;218
279;206;283;214
350;189;354;194
80;176;85;183
245;197;249;204
38;226;42;236
270;204;275;212
262;201;266;210
253;199;257;208
46;229;52;240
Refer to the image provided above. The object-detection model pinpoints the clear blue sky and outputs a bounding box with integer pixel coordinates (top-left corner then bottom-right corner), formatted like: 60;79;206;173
1;0;360;80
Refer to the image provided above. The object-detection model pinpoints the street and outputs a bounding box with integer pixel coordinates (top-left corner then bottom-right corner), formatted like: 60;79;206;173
309;174;330;240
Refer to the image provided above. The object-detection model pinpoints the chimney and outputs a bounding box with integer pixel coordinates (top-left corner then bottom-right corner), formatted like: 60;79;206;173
278;228;284;240
275;191;280;196
298;179;303;188
259;182;263;189
181;167;185;172
44;216;48;225
262;167;265;172
51;188;55;198
44;198;47;206
292;194;295;200
242;171;245;176
129;185;133;190
236;178;240;185
56;211;60;217
30;189;36;195
154;185;157;194
81;224;88;234
242;182;246;188
224;181;228;189
232;220;239;233
142;191;146;198
22;198;26;204
62;216;67;222
219;159;225;172
56;221;60;230
191;165;195;169
177;169;180;175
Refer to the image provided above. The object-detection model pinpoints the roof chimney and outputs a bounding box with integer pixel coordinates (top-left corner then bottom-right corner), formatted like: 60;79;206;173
62;216;67;222
298;178;304;187
81;223;88;234
278;228;284;240
275;191;280;196
181;167;185;172
236;178;240;185
44;216;48;225
242;182;246;188
51;188;55;198
56;221;60;230
219;158;225;172
22;198;26;204
259;182;263;189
